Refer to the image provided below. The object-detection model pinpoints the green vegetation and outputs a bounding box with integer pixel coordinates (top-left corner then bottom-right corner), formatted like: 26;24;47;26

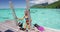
31;1;60;8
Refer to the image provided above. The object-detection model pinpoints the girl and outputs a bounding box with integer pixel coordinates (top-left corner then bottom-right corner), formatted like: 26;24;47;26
34;24;45;32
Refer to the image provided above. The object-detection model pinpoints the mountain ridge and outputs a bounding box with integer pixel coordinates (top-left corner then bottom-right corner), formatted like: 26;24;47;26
31;1;60;8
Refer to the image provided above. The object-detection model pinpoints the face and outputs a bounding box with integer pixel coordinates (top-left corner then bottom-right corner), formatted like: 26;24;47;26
25;13;28;16
25;11;28;16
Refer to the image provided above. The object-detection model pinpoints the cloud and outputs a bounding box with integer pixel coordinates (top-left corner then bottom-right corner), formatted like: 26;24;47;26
48;0;58;4
30;0;59;4
30;0;47;4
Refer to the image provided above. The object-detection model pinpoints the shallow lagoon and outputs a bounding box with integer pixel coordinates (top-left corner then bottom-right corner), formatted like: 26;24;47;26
0;8;60;30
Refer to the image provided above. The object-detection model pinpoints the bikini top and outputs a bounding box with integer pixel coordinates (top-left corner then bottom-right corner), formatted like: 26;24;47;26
25;16;29;20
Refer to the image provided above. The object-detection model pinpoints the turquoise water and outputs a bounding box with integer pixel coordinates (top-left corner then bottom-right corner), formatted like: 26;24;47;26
0;8;60;30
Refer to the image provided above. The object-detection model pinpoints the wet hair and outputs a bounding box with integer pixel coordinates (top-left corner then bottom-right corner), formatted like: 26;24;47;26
18;22;23;28
34;24;39;27
25;13;28;15
20;28;26;31
25;11;28;16
34;24;37;27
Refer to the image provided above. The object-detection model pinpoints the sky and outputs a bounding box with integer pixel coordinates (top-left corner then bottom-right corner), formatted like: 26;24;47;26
30;0;59;4
0;0;26;8
0;0;59;9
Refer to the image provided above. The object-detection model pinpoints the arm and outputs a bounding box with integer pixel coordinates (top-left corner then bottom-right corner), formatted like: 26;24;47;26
30;19;32;21
17;16;25;20
30;18;32;22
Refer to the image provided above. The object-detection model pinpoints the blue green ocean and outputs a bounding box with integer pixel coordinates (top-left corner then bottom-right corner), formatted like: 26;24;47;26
0;8;60;30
